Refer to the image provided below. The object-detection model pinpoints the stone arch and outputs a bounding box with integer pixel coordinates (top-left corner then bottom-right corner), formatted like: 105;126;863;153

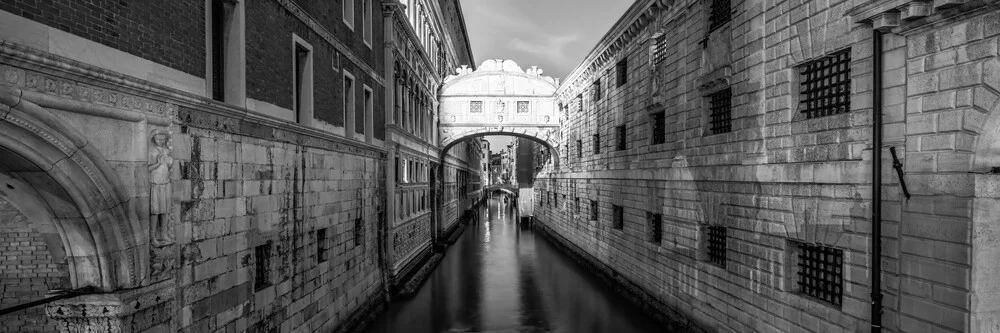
972;91;1000;172
0;86;146;291
439;130;560;170
484;184;517;196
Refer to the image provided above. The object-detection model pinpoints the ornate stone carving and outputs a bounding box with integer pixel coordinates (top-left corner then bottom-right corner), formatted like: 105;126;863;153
46;280;174;333
148;129;174;247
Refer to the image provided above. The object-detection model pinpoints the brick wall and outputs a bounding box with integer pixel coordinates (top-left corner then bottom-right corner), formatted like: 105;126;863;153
0;197;69;333
0;0;205;77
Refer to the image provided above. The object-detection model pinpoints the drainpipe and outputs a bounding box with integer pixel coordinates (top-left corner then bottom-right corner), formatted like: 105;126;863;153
871;28;884;333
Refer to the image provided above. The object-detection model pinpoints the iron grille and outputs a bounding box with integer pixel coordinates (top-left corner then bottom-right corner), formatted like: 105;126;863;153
647;213;662;244
593;80;602;101
612;205;624;229
707;226;727;267
517;101;530;113
317;228;328;262
590;200;599;221
577;95;584;113
708;88;732;134
577;140;583;158
616;59;628;87
616;125;627;150
797;243;844;306
470;101;483;113
593;134;601;154
709;0;731;32
654;34;668;65
800;49;851;119
254;242;272;291
652;111;666;145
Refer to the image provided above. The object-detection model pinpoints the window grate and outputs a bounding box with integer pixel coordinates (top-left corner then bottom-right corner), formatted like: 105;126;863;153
517;101;530;113
616;59;628;87
593;80;602;101
647;213;662;244
612;205;624;230
654;34;668;65
470;101;483;113
590;200;599;221
708;88;732;134
652;111;666;145
707;226;726;267
800;49;851;119
317;228;328;262
616;125;627;150
709;0;731;32
254;242;272;291
593;133;601;154
577;140;583;158
353;218;364;247
574;197;580;214
797;243;844;306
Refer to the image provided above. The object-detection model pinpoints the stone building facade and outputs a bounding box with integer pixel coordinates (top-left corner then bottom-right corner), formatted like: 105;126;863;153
0;1;477;332
533;0;1000;332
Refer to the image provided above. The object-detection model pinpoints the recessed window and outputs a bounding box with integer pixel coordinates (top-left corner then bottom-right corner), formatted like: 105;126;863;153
293;38;313;125
554;192;559;207
653;34;668;65
707;225;727;267
470;100;483;113
593;133;600;154
254;242;272;291
517;101;530;113
577;94;584;113
360;86;372;135
343;0;355;29
593;79;602;101
574;197;580;214
317;228;328;262
576;139;583;158
344;72;356;135
800;48;851;119
616;59;628;87
793;242;844;306
210;0;228;102
354;218;365;247
708;87;732;135
651;111;665;145
647;212;662;244
612;205;624;230
363;0;372;46
590;200;599;221
709;0;731;32
616;125;627;150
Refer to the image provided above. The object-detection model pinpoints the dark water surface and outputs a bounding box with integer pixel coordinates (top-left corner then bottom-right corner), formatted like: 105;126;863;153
363;197;671;333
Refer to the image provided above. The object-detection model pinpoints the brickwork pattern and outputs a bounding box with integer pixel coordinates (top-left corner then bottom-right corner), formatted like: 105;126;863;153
0;0;206;77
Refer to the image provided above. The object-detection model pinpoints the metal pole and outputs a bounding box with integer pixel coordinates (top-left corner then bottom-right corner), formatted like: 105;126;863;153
871;28;884;333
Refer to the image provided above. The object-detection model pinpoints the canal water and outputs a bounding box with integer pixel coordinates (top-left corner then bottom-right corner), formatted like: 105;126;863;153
364;196;671;333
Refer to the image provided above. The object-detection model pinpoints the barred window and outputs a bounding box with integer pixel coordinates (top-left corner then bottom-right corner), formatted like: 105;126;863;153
707;226;726;267
708;87;732;134
470;100;483;113
577;139;583;158
651;111;665;145
353;218;364;247
254;242;272;291
317;228;328;262
612;205;624;230
593;80;602;101
616;125;627;150
590;200;599;221
796;243;844;306
709;0;731;32
574;197;580;214
647;212;662;244
554;192;559;207
577;94;584;113
616;59;628;87
653;34;668;65
517;101;530;113
800;49;851;119
593;133;601;154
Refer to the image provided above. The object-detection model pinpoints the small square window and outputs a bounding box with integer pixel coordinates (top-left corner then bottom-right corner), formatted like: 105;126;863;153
707;226;726;267
470;101;483;113
590;200;599;221
651;111;665;145
612;205;624;229
799;49;851;119
792;242;844;306
616;125;627;150
708;88;732;135
647;212;662;244
517;101;530;113
616;59;628;87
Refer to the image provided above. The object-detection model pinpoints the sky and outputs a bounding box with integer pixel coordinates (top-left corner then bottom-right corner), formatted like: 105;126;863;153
462;0;634;150
461;0;634;81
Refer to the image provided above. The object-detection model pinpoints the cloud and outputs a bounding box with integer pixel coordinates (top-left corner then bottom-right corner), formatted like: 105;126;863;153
507;34;581;65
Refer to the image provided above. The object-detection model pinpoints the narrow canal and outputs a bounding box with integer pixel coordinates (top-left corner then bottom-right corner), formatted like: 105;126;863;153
364;196;671;333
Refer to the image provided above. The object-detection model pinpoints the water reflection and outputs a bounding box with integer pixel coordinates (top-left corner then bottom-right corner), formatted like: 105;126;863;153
363;197;671;333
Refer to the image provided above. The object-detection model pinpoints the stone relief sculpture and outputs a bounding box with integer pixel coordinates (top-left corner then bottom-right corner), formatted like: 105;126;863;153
148;129;174;247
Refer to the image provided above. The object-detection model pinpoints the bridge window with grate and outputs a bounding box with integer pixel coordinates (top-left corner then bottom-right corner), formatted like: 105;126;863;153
517;101;530;113
612;205;624;229
651;111;665;145
590;200;599;221
709;0;731;32
708;87;732;135
707;226;726;267
470;100;483;113
616;59;629;87
647;212;662;244
794;242;844;306
593;133;601;154
254;242;272;291
799;49;851;119
653;34;668;65
616;125;627;150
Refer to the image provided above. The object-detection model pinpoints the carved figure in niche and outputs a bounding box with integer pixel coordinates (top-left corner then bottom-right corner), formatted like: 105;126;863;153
148;129;174;247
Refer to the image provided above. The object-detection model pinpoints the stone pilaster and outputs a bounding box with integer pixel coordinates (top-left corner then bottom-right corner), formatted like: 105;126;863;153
45;280;174;333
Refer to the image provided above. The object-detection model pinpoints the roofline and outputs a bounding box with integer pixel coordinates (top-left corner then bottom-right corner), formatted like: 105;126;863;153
452;0;476;68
